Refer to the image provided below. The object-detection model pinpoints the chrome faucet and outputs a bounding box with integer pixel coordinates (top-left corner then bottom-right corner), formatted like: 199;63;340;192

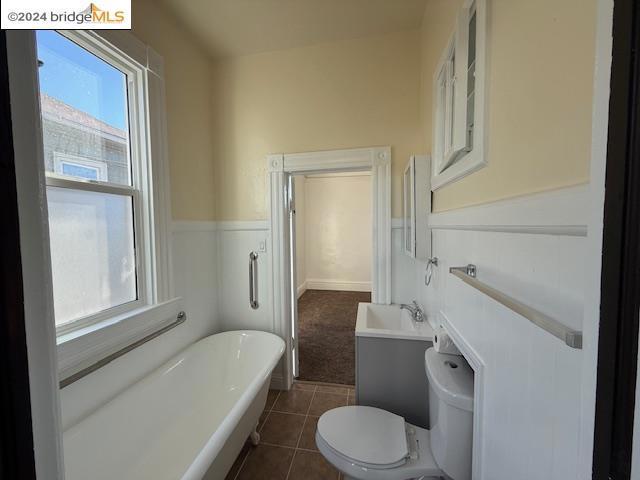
400;301;425;322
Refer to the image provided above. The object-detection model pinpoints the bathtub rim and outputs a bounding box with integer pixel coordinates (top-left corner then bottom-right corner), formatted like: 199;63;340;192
182;330;285;479
63;329;285;480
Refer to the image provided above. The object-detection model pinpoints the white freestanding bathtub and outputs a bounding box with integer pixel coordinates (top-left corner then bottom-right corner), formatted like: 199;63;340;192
63;330;285;480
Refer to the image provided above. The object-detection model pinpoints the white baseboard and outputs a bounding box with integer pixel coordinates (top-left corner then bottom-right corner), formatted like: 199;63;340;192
296;281;307;299
305;279;371;292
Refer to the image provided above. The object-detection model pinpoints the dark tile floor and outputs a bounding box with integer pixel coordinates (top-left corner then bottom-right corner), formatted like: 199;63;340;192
226;382;356;480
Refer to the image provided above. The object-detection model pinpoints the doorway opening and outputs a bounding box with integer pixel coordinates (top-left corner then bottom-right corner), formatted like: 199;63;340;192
291;172;372;385
268;146;391;390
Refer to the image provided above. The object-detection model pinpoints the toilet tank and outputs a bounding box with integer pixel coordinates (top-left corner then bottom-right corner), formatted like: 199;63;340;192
424;348;474;480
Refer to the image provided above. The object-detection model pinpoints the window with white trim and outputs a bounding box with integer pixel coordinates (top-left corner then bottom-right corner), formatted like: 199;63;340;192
431;0;487;190
35;30;173;339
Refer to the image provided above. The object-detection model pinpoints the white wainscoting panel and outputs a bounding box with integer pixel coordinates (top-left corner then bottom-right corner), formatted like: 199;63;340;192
59;225;220;429
218;227;272;332
217;223;284;384
428;185;589;236
422;227;585;480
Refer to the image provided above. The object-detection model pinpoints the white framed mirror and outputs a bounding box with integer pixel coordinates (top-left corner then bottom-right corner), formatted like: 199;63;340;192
403;154;431;261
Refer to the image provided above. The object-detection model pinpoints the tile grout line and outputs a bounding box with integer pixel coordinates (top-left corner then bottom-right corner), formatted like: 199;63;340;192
235;384;350;480
284;446;298;480
257;390;279;434
284;384;317;480
295;446;320;453
231;448;250;480
295;385;316;449
269;410;308;416
233;389;280;480
324;388;349;480
260;441;298;450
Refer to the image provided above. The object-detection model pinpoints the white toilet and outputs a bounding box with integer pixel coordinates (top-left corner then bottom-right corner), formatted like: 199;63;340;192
315;348;474;480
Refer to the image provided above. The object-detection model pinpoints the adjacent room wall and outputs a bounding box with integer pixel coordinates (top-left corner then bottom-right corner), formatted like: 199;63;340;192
420;0;597;212
131;0;216;221
211;29;423;220
302;173;372;292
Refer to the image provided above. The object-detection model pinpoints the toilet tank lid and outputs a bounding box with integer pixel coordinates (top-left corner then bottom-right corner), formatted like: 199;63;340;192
425;348;474;411
317;406;408;467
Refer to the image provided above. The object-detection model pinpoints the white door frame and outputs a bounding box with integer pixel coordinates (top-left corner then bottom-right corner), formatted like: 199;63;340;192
6;31;65;477
268;146;391;390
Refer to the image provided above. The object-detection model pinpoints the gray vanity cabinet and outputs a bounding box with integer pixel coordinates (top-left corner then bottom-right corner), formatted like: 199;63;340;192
355;335;433;428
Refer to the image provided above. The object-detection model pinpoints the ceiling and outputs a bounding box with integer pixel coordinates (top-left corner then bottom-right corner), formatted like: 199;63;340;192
158;0;428;58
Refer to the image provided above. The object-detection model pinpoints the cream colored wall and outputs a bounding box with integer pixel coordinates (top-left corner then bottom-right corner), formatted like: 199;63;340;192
131;0;216;220
303;174;372;288
131;0;597;219
421;0;597;212
294;176;306;292
211;30;423;220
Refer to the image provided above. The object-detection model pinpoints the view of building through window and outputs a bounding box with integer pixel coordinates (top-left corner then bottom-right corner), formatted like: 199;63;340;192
36;31;138;327
37;30;131;185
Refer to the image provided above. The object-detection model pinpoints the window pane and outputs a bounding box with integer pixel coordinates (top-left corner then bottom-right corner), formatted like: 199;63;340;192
466;91;475;150
47;187;137;326
468;10;477;68
62;162;99;180
36;31;132;186
466;9;477;150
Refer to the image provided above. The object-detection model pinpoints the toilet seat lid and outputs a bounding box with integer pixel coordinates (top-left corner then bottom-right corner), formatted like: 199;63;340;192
317;406;408;468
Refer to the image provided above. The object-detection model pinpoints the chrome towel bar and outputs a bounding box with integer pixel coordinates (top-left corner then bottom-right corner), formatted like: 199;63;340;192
449;265;582;349
249;251;259;309
59;311;186;388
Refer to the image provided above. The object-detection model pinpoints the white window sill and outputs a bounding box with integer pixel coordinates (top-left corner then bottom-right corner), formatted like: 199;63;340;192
57;297;184;385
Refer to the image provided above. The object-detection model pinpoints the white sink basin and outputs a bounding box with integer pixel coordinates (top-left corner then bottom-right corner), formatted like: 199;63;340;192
355;303;434;341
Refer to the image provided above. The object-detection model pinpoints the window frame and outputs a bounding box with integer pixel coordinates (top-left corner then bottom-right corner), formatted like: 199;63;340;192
431;0;488;191
42;30;153;336
37;30;179;382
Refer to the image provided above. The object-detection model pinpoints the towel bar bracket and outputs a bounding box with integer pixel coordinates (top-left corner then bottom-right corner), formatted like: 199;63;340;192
450;264;477;278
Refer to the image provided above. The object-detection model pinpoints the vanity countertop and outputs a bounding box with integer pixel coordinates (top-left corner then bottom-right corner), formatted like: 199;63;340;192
355;303;435;341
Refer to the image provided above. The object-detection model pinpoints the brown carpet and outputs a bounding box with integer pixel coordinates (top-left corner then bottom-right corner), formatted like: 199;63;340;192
297;289;371;385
